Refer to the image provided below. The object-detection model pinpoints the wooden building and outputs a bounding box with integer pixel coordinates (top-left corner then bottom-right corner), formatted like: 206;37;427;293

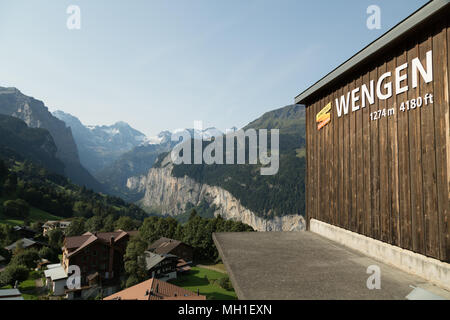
62;230;138;285
144;251;179;281
296;0;450;262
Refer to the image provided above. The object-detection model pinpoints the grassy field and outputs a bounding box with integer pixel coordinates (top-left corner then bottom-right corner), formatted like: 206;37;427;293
18;279;39;300
169;266;237;300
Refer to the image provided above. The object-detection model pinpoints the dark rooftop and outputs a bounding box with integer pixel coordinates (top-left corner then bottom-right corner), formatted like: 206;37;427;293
148;237;190;255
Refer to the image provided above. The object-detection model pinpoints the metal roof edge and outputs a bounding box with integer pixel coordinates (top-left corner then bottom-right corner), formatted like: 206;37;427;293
295;0;450;105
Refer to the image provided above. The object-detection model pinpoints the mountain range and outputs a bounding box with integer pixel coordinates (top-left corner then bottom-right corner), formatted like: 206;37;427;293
0;87;102;191
0;85;306;230
52;110;147;174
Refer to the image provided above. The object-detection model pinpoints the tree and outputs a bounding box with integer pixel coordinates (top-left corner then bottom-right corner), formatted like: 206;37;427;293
3;173;18;195
2;199;30;219
86;215;103;233
125;274;140;288
123;236;148;287
0;224;17;248
101;214;116;232
73;201;93;218
139;217;159;243
48;228;64;249
65;217;86;236
38;246;58;262
114;216;136;231
0;264;29;287
30;221;43;233
0;160;8;195
10;249;40;269
218;276;233;291
189;209;198;221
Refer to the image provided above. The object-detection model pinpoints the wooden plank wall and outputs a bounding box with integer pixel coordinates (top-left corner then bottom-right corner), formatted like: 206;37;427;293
305;18;450;262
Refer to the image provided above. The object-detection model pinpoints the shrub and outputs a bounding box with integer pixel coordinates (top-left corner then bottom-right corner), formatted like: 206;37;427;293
0;264;29;286
125;275;139;288
29;270;42;280
38;246;58;262
218;276;233;291
10;249;40;269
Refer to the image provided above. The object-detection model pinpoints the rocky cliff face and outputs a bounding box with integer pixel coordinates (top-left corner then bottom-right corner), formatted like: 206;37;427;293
127;160;305;232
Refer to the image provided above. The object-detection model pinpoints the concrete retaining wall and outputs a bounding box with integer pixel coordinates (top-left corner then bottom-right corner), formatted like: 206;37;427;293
310;219;450;291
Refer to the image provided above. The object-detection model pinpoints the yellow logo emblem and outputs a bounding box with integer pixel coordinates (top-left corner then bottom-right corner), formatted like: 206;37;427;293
316;102;331;130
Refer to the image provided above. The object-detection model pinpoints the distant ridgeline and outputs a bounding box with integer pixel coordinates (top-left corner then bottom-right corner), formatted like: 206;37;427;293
155;105;307;219
0;114;65;175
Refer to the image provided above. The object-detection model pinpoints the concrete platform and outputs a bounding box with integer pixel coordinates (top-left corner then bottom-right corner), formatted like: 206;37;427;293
213;231;450;300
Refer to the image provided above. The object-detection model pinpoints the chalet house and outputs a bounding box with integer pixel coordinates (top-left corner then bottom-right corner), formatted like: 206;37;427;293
144;251;178;281
103;278;206;300
148;237;194;263
43;220;72;236
62;230;138;286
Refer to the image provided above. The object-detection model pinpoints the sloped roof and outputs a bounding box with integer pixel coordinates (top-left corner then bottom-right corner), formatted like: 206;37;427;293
148;237;191;255
103;278;206;301
0;289;23;300
65;235;93;250
144;251;178;271
66;235;98;258
5;238;37;251
44;265;67;281
65;230;137;258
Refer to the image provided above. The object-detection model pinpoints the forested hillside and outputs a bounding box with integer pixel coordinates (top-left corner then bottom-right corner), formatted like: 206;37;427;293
0;115;65;175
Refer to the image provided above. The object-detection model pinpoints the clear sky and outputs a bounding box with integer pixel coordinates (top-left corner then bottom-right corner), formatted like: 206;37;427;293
0;0;427;137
